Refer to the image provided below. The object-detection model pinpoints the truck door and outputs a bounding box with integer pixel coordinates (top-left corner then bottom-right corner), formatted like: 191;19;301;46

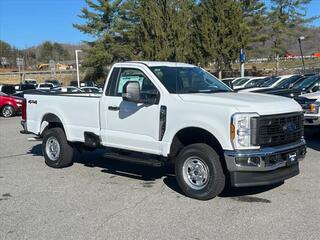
100;66;162;154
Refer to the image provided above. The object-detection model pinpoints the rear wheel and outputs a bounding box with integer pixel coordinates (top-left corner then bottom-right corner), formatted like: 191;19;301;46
175;143;225;200
42;128;73;168
1;105;15;118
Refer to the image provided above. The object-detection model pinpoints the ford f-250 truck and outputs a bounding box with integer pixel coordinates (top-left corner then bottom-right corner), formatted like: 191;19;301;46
21;61;306;200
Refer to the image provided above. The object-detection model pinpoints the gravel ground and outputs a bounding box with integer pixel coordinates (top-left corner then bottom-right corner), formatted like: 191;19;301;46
0;117;319;240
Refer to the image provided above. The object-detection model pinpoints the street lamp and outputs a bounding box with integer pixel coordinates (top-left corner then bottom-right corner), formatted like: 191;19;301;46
75;50;83;88
298;36;305;73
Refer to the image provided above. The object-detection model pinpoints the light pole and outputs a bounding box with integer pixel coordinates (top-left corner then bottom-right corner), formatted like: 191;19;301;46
298;36;305;73
240;49;245;77
75;50;82;88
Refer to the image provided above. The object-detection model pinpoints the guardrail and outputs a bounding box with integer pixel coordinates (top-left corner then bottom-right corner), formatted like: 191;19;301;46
0;69;76;76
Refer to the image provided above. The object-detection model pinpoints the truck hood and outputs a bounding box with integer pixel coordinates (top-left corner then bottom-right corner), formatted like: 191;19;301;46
178;92;302;115
299;91;320;101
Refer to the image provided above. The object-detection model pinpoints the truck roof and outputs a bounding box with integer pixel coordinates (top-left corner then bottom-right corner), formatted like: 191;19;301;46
116;61;195;68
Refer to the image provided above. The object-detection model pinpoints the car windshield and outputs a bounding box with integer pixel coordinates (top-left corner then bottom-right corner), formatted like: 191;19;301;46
149;66;231;93
46;80;59;85
40;84;53;88
292;75;319;90
258;77;280;87
244;78;266;88
233;78;250;86
276;75;302;89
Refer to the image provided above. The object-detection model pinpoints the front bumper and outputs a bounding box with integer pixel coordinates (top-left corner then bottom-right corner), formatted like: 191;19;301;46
224;139;306;187
304;114;320;126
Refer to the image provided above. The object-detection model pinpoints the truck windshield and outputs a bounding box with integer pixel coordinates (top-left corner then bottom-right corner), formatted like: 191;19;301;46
149;66;231;93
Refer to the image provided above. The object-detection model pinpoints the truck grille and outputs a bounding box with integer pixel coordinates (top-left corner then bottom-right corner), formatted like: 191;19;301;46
251;112;304;147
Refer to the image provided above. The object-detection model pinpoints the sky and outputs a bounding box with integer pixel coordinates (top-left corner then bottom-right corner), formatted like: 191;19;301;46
0;0;320;49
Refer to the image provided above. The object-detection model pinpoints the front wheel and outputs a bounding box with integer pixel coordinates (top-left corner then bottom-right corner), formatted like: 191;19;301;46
175;143;225;200
42;127;73;168
1;105;15;118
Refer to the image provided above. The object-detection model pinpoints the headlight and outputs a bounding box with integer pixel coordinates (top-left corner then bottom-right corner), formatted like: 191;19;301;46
231;113;260;150
307;102;320;114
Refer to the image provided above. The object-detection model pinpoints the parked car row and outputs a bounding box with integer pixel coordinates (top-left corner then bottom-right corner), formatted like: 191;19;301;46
0;80;102;117
222;73;320;128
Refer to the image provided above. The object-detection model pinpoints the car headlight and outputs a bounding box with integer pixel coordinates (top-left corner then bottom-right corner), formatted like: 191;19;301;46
307;102;320;114
231;113;260;150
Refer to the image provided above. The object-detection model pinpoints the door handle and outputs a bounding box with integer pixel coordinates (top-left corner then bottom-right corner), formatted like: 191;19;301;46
108;106;120;111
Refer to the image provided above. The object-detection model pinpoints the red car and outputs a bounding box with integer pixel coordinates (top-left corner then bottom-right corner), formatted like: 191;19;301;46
0;92;24;117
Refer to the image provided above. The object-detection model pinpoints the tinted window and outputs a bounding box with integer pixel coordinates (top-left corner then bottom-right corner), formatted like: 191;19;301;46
293;75;320;90
259;77;280;87
1;85;15;94
276;75;302;88
244;78;265;88
233;78;250;86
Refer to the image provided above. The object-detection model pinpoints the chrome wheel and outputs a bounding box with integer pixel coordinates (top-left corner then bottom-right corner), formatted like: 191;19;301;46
46;136;60;161
182;157;210;190
2;106;14;117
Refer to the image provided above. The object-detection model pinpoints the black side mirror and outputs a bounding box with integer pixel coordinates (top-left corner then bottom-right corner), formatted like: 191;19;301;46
312;85;319;92
122;81;141;103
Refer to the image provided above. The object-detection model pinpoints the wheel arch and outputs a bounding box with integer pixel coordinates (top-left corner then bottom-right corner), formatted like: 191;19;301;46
168;126;227;174
40;113;66;137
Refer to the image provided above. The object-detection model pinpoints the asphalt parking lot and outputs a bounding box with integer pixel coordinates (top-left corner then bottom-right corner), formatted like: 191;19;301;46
0;117;320;240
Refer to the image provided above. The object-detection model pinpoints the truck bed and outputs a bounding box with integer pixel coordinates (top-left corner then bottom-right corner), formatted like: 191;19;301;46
25;92;101;142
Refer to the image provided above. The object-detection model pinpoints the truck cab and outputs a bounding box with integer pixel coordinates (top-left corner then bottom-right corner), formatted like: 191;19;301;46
21;61;306;200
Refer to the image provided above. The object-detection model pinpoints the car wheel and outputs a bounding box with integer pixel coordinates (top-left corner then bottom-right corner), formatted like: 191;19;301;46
42;127;73;168
175;143;225;200
1;105;15;118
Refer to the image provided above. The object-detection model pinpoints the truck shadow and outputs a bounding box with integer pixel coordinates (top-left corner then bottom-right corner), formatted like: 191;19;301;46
28;144;285;198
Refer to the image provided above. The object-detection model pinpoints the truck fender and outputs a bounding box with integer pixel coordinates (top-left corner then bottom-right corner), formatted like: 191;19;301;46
39;121;49;135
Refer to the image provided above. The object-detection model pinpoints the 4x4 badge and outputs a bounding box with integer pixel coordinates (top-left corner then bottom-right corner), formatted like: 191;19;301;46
28;100;37;104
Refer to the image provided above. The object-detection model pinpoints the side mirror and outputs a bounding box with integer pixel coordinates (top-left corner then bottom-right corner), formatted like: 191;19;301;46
311;85;319;92
122;81;141;103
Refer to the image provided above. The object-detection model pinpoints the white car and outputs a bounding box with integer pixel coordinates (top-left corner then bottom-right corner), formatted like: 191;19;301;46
239;75;299;93
233;76;268;90
80;87;102;93
231;77;253;89
37;83;54;90
21;61;306;200
52;86;83;93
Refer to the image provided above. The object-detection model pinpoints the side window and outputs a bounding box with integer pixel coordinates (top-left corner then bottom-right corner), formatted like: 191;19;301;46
113;68;158;97
105;67;120;96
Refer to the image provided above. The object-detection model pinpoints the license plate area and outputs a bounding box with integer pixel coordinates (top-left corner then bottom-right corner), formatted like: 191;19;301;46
286;151;298;166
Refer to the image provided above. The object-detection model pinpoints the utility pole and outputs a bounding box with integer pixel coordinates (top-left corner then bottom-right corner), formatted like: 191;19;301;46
16;58;24;83
75;50;82;88
240;49;245;77
298;36;305;74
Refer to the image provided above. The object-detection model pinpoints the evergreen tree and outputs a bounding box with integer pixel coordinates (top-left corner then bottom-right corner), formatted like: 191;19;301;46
195;0;245;77
268;0;314;72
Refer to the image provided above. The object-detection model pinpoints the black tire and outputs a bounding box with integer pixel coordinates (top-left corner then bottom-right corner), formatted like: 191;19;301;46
42;127;73;168
175;143;225;200
1;105;15;118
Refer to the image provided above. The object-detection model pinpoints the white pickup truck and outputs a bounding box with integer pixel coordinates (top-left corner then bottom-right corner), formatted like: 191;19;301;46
21;61;306;200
